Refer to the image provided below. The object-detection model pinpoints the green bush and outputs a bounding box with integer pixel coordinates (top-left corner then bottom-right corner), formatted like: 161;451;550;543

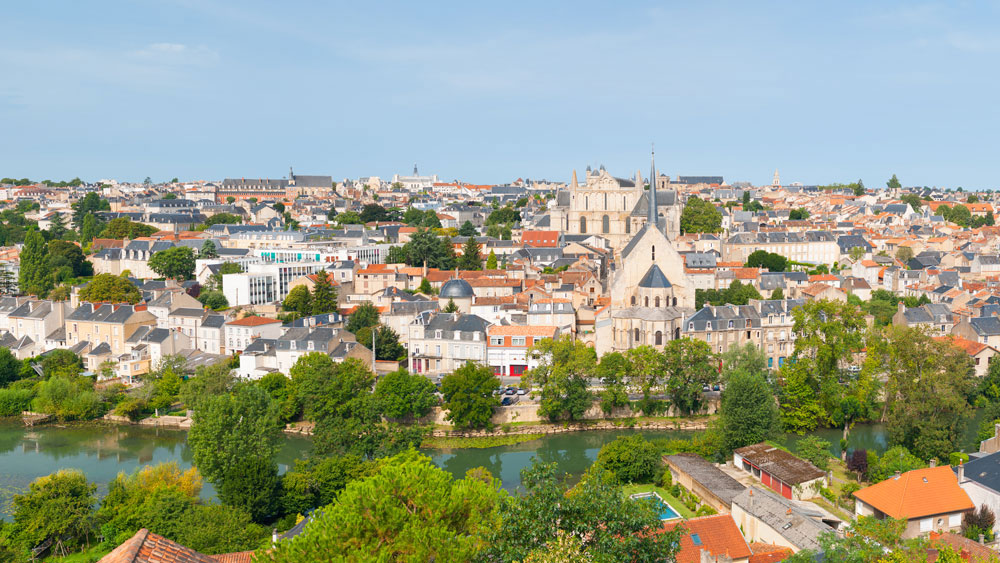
950;452;970;467
660;469;673;489
114;398;147;421
594;435;662;484
0;388;35;416
695;505;716;516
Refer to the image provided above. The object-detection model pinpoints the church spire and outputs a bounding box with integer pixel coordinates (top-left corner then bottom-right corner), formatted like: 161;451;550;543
648;144;658;228
570;169;578;188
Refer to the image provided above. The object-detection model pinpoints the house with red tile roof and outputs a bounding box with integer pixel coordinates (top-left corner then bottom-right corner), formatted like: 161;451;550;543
933;335;997;377
98;528;254;563
224;315;283;354
853;465;974;539
661;514;753;563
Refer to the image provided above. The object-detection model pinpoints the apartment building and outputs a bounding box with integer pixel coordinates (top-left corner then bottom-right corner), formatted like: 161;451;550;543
486;325;557;376
66;303;157;358
225;316;283;354
408;311;490;378
684;299;804;369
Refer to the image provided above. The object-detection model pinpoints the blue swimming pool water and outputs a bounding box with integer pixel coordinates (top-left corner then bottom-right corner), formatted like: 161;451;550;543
631;492;680;521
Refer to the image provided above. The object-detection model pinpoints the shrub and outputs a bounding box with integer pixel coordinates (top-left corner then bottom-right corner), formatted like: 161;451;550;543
660;469;673;489
114;398;147;421
950;452;970;467
963;505;996;543
0;388;35;416
695;505;716;516
795;435;831;471
594;435;661;484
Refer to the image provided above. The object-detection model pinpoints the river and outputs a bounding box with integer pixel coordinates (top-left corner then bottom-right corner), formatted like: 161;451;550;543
0;413;988;518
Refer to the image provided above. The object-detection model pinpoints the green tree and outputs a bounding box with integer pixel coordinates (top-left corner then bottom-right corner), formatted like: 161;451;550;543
9;469;97;551
848;245;866;262
47;212;70;240
770;286;784;300
402;228;455;269
357;324;406;361
745;250;788;272
882;327;974;461
662;338;718;415
779;362;826;433
72;192;110;230
149;246;197;280
261;452;502;563
887;174;902;191
443;298;460;313
482;460;682;563
948;203;972;227
458;220;478;237
417;277;434;295
0;347;23;386
853;179;865;196
968;194;980;204
336;211;362;225
78;273;142;304
19;229;52;296
206;261;242;291
80;213;100;244
280;455;373;516
359;203;388;223
188;385;282;521
310;272;337;315
458;236;482;270
486;206;520;225
99;217;158;239
718;372;779;453
901;193;922;211
868;446;925;482
346;301;379;334
527;336;595;421
200;239;218;258
374;369;437;421
421;210;442;228
197;290;228;310
486;249;498;270
179;362;235;412
594;435;661;483
202;213;242;228
895;246;914;263
48;240;92;277
402;207;425;225
283;285;312;316
441;362;500;429
596;351;630;414
795;435;832;471
680;196;722;234
788;208;810;220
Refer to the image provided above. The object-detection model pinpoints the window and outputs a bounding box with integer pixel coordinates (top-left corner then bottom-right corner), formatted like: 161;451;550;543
728;320;734;328
435;330;443;339
689;322;694;330
580;216;587;234
675;327;680;340
706;333;712;342
706;322;712;331
290;341;296;350
949;514;961;527
651;246;656;261
490;337;504;346
307;341;314;351
645;297;649;307
602;214;610;234
655;296;660;307
672;297;677;306
655;331;662;345
633;328;639;342
768;357;773;368
512;336;526;346
625;218;630;234
631;296;637;306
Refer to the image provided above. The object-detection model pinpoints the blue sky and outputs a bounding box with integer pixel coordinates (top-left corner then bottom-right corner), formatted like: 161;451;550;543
2;1;999;188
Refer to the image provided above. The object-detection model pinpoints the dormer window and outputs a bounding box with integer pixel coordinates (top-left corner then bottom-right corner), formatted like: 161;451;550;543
308;341;314;351
689;322;694;331
435;330;442;339
728;320;734;329
290;341;296;350
706;322;712;331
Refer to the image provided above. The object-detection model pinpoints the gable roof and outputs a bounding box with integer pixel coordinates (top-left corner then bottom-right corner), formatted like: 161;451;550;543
662;514;752;563
853;465;974;519
734;443;825;485
97;528;221;563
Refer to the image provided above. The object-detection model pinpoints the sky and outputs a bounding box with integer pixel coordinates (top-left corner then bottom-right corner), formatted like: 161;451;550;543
2;1;999;188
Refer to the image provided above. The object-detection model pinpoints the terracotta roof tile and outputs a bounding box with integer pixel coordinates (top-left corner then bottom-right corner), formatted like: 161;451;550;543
226;315;282;327
853;466;974;519
661;514;752;563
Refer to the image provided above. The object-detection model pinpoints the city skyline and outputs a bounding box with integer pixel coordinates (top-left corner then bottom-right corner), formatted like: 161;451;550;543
3;1;1000;188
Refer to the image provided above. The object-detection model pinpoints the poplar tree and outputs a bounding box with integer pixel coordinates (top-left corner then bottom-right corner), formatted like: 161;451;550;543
311;272;337;315
19;230;52;296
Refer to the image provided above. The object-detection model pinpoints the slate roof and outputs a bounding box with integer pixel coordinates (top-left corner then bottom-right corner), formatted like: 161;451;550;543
969;316;1000;336
665;453;746;507
68;303;145;324
732;487;834;552
637;264;672;288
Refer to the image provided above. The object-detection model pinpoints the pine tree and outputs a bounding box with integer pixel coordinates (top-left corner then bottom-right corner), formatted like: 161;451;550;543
201;239;219;258
443;299;460;313
18;230;52;296
486;250;498;270
458;237;482;270
311;271;337;315
48;213;69;239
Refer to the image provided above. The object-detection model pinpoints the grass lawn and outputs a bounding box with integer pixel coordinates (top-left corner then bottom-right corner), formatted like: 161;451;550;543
809;496;853;522
46;544;112;562
622;483;697;519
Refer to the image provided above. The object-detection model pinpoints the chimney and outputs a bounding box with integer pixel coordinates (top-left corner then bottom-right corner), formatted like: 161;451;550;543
930;458;937;468
958;462;965;483
894;470;901;479
979;534;985;545
272;528;278;547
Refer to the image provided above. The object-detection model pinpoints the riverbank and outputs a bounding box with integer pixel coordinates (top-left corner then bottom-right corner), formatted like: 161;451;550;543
422;433;545;449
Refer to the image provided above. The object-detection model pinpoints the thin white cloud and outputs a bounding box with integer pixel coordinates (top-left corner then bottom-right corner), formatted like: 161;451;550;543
132;42;220;66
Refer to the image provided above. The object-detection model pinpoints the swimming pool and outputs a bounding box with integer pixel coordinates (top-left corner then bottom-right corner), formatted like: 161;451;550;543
630;491;681;521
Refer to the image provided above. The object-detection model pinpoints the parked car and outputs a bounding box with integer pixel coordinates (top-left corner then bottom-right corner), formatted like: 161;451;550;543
517;389;527;396
501;397;513;406
505;389;516;396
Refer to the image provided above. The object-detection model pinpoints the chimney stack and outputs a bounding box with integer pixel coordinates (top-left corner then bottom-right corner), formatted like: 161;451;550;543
958;461;965;483
894;470;901;479
930;458;937;468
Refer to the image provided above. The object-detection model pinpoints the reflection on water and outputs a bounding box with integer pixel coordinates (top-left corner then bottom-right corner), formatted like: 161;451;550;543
0;421;313;519
1;411;988;518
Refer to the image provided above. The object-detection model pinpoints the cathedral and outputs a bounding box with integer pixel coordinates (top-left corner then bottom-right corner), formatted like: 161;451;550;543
591;153;695;356
548;164;681;252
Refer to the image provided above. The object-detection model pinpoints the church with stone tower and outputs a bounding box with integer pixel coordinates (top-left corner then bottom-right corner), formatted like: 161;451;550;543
548;163;681;253
591;152;696;356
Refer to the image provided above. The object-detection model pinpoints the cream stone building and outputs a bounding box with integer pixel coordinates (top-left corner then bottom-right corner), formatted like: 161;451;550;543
595;153;695;355
548;164;681;253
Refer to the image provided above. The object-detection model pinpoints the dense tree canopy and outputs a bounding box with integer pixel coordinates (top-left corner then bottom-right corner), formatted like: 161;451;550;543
79;274;142;304
745;250;788;272
527;336;596;421
149;246;197;280
441;361;500;429
680;197;722;233
99;217;158;239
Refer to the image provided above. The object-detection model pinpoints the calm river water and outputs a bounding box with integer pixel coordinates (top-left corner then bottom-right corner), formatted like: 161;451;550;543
0;412;987;518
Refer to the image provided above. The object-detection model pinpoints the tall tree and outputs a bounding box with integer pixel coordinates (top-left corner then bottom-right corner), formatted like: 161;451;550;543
680;196;723;234
886;174;902;191
99;217;158;239
357;324;406;361
346;301;379;334
9;469;97;552
458;236;482;270
441;362;500;429
71;192;110;230
662;338;719;415
200;239;218;258
188;385;282;521
527;336;595;421
19;229;51;296
718;371;779;453
458;220;477;237
80;213;99;244
149;246;197;280
310;271;337;315
283;285;312;316
374;369;438;421
486;250;498;270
